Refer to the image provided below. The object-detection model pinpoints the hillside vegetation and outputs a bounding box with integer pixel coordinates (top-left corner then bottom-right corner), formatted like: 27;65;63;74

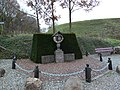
50;18;120;39
0;34;33;58
0;18;120;58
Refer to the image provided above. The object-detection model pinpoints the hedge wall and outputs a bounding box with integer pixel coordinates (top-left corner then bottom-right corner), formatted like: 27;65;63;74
30;33;82;63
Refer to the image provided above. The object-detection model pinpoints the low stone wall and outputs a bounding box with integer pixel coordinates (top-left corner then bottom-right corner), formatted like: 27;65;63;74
41;53;75;64
64;53;75;62
41;55;55;64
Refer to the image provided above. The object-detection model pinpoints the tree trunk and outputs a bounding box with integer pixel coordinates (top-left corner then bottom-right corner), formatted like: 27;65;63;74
69;0;72;33
35;0;40;33
52;2;55;33
36;9;40;32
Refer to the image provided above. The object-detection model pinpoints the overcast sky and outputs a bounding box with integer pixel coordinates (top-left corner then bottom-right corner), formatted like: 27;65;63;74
17;0;120;28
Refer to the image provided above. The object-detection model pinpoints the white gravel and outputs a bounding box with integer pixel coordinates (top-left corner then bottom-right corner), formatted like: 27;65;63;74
0;54;120;90
83;71;120;90
0;60;28;90
91;54;120;70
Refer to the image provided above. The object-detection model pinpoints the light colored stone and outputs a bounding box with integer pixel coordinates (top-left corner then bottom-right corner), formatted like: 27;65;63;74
41;53;75;64
64;53;75;62
116;65;120;74
64;76;83;90
114;46;120;54
0;68;5;77
41;55;55;64
55;49;64;63
25;77;42;90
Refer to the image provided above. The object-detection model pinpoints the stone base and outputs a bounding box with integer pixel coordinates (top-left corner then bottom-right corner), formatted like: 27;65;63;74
41;53;75;64
64;53;75;62
41;55;55;64
55;49;64;63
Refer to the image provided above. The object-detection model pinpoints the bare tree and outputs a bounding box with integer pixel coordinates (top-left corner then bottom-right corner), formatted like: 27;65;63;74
27;0;99;33
0;0;38;34
0;0;20;33
12;12;38;34
60;0;100;32
27;0;60;33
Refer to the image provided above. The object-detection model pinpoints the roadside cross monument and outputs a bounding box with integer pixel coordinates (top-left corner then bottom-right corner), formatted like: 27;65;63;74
53;31;64;63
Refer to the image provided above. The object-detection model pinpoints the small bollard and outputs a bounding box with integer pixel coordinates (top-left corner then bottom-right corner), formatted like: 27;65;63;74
12;54;17;69
34;66;39;78
108;58;113;70
12;59;16;69
85;51;89;56
99;53;103;62
85;64;92;83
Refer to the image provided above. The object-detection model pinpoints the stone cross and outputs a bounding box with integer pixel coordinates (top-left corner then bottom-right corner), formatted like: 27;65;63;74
53;31;64;63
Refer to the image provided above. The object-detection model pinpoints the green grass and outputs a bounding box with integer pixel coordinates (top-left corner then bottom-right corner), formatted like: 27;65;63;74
105;38;120;46
49;18;120;39
0;34;118;59
77;37;113;54
0;26;2;34
48;18;120;54
0;34;33;59
0;18;120;59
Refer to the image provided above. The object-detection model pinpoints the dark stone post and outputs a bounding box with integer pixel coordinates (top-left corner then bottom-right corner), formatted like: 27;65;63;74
12;59;16;69
85;51;89;56
100;53;103;62
34;66;39;78
108;58;113;70
85;64;92;83
12;55;17;69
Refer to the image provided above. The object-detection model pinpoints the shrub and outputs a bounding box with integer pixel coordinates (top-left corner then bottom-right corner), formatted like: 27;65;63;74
0;34;32;59
77;37;113;54
30;33;82;63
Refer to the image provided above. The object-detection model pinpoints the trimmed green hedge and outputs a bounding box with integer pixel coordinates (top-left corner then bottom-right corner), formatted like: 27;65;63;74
30;33;82;63
77;37;113;54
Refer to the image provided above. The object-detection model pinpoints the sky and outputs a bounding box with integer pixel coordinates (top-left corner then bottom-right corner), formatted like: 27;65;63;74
17;0;120;28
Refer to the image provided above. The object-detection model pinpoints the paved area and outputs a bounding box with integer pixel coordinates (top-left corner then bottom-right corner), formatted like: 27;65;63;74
91;54;120;70
0;54;120;90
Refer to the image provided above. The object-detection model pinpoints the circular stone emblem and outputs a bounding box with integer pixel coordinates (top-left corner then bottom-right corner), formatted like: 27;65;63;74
53;32;64;44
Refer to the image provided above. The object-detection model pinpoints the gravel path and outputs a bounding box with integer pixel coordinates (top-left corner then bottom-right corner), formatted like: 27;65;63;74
0;54;120;90
0;60;28;90
83;71;120;90
91;54;120;70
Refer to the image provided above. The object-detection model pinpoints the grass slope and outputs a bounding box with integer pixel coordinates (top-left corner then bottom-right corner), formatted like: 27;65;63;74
0;34;33;58
0;34;119;59
0;18;120;58
50;18;120;39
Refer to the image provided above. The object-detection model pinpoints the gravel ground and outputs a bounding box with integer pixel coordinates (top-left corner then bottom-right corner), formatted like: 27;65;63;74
83;71;120;90
0;55;120;90
0;60;28;90
91;54;120;70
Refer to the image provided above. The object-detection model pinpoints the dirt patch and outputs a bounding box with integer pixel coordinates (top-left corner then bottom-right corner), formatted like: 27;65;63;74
16;56;108;81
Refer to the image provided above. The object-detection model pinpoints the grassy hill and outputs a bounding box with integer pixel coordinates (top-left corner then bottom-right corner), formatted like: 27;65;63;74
0;18;120;59
50;18;120;39
0;34;33;58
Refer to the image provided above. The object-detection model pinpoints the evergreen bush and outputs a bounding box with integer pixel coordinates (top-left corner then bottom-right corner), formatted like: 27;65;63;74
30;33;82;63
